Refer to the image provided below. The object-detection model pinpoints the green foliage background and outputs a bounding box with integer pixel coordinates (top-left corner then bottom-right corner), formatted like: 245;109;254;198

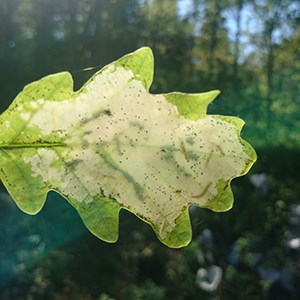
0;0;299;299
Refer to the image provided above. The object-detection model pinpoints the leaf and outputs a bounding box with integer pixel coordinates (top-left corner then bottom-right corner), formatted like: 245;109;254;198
0;47;256;248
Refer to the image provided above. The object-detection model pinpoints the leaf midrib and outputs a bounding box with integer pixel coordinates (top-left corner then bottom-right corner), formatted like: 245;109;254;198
0;142;65;149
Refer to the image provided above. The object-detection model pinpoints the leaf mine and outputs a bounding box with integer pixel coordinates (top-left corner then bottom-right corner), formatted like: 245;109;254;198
0;47;256;248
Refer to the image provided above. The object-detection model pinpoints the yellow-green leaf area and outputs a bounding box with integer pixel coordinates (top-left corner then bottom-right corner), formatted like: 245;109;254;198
0;47;256;248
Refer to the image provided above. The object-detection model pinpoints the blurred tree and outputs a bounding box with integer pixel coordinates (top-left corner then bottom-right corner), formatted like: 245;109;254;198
138;0;194;92
0;0;16;44
231;0;244;88
222;0;251;89
254;0;298;91
191;0;234;92
0;0;24;111
270;29;300;146
251;0;299;117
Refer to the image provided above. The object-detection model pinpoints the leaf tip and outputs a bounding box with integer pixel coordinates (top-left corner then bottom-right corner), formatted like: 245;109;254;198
164;89;220;120
157;208;192;248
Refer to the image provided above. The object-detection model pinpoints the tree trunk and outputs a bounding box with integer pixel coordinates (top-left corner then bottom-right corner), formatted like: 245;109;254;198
233;0;244;88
